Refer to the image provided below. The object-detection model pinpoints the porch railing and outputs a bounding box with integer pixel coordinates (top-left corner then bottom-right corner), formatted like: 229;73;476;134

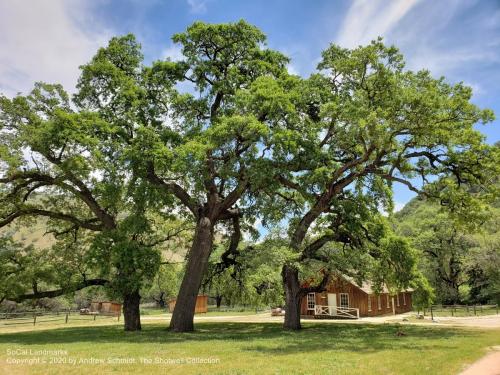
314;305;360;319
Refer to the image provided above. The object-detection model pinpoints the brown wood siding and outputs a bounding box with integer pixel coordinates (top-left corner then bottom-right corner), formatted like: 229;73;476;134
89;301;121;316
300;277;413;317
169;295;208;314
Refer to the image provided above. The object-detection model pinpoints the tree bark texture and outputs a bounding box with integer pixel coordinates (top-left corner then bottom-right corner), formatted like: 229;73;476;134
169;217;214;332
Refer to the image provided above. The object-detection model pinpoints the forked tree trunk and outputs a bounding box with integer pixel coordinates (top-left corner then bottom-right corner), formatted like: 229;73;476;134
170;217;214;332
123;289;141;331
283;265;302;330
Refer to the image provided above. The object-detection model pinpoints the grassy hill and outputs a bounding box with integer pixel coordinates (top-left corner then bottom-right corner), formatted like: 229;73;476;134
1;219;54;250
1;218;186;262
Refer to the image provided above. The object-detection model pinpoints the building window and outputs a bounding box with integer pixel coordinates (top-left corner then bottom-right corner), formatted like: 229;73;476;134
387;294;390;308
397;293;400;307
377;295;382;310
340;293;349;308
367;295;371;311
403;292;406;305
307;293;315;310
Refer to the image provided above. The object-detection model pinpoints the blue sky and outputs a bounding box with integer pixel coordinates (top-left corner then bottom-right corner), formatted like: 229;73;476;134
1;0;499;209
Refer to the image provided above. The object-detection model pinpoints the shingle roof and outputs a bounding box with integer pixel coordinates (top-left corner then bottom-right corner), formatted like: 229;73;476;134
341;275;413;294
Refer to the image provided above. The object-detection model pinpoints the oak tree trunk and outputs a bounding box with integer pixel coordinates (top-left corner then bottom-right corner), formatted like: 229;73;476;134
123;289;141;331
170;217;214;332
155;292;166;308
215;295;223;309
283;265;302;330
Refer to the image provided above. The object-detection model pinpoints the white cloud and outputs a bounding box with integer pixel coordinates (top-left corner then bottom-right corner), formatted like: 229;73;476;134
161;44;184;61
379;201;406;216
394;202;406;212
406;47;500;77
463;81;483;97
287;63;300;76
0;0;112;97
336;0;420;48
187;0;208;14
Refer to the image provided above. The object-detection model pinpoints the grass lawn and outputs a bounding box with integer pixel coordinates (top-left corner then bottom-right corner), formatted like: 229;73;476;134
0;321;498;375
139;308;167;316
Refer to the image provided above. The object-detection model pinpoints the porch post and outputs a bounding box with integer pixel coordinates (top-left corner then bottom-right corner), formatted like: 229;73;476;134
392;297;395;315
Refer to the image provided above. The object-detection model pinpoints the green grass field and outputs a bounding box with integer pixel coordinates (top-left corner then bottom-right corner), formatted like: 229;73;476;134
0;320;498;375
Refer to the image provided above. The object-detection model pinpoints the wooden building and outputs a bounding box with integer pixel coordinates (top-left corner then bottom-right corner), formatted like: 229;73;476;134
168;295;208;314
300;275;413;319
89;301;122;316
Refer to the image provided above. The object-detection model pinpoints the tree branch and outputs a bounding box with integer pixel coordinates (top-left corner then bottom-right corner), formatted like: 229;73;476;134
146;162;199;216
0;208;103;231
7;278;109;302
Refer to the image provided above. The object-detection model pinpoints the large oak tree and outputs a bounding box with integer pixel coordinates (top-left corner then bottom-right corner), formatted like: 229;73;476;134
74;21;289;332
258;39;498;329
0;78;181;330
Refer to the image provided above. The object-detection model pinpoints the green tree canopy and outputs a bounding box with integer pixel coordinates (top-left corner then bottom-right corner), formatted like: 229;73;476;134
251;38;498;329
0;78;185;330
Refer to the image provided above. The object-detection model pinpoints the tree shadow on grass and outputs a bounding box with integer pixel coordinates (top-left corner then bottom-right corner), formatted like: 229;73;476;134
0;322;478;355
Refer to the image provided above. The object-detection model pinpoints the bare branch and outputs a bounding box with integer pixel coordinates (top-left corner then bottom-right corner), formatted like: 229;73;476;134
146;162;199;216
7;278;109;302
0;208;103;231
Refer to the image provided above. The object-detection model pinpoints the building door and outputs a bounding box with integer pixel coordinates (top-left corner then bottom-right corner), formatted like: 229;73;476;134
328;293;337;315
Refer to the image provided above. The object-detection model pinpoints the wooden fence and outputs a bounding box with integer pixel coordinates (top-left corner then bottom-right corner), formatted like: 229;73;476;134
0;309;120;327
418;304;499;319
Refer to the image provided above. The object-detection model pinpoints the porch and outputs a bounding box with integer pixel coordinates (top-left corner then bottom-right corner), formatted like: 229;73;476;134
312;305;360;319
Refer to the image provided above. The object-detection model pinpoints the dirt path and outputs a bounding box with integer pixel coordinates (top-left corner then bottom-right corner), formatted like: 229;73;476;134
140;312;500;329
459;347;500;375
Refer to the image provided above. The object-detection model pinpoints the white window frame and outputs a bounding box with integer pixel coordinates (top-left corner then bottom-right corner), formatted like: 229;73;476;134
340;293;349;309
367;295;372;311
307;293;316;311
387;294;390;308
397;293;400;307
377;295;382;310
403;292;406;305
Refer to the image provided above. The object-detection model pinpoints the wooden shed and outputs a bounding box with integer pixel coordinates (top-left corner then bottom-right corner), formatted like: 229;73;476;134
168;295;208;314
90;301;122;316
300;275;413;319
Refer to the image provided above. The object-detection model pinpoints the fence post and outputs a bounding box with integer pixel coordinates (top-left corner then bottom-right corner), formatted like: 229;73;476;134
431;305;434;320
